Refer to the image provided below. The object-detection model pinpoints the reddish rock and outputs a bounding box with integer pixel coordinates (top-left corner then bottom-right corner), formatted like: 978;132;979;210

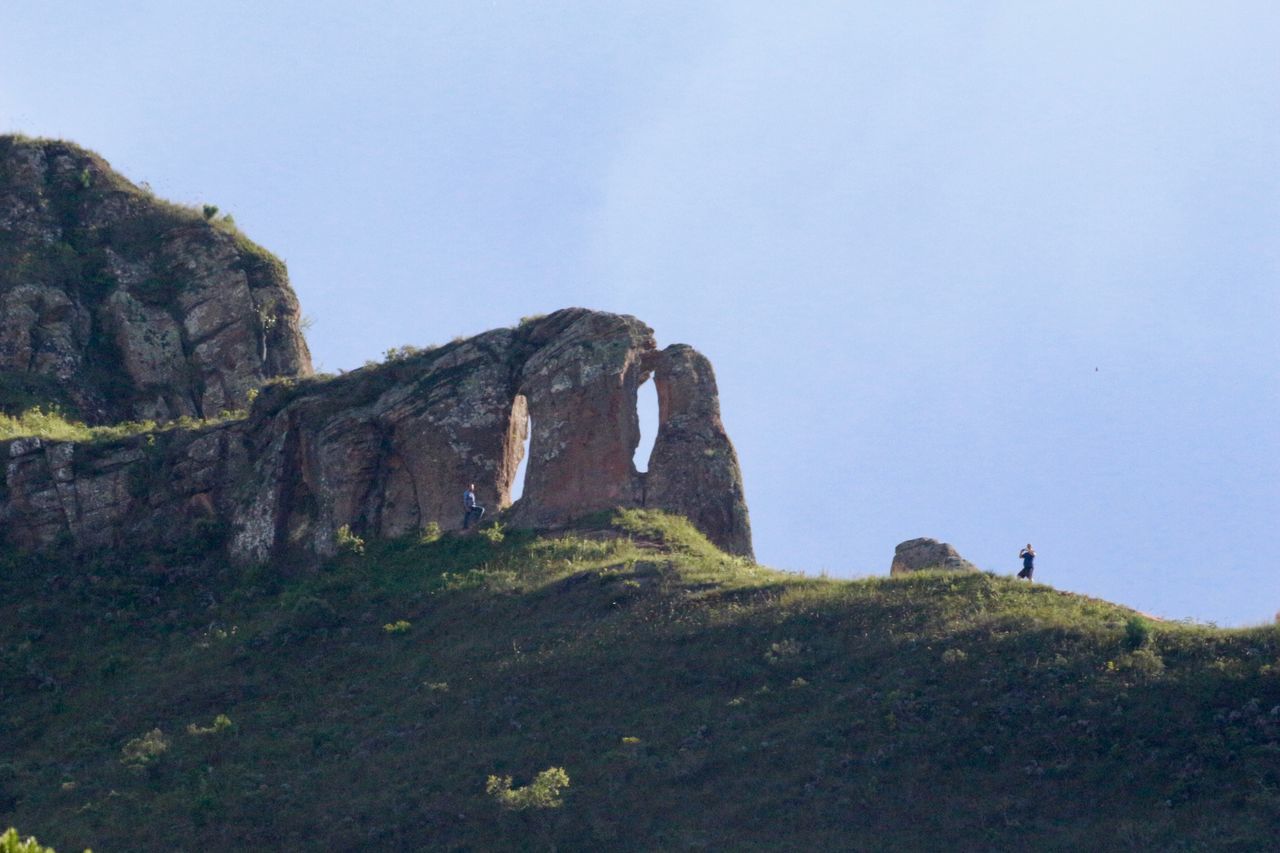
1;309;753;565
644;345;753;557
509;311;653;529
1;141;753;560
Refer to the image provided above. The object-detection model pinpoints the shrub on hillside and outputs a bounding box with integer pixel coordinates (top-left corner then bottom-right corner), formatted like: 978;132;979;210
383;345;426;363
1124;615;1153;649
186;714;233;736
1;827;90;853
485;767;570;811
1112;647;1166;680
335;524;365;555
120;728;169;770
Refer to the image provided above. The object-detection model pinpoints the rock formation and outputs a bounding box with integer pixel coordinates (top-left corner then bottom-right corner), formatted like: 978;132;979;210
890;538;978;576
0;135;311;423
642;345;751;555
0;138;751;562
1;309;753;563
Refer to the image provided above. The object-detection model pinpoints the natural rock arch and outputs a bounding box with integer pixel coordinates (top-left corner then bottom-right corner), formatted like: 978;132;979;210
0;309;754;564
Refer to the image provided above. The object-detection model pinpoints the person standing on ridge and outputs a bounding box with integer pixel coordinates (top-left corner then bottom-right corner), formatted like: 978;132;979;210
1017;544;1036;580
463;483;485;530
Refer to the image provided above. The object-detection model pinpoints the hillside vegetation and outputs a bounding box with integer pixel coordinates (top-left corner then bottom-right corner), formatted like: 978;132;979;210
2;511;1278;850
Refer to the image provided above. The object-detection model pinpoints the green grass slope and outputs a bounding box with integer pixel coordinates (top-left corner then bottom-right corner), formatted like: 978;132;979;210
2;511;1278;851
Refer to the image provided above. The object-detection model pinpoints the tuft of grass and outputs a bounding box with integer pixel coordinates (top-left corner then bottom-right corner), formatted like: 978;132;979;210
0;407;246;444
0;408;95;442
334;525;365;555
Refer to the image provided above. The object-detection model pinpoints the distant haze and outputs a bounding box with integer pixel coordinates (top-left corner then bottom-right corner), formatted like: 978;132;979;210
3;2;1276;625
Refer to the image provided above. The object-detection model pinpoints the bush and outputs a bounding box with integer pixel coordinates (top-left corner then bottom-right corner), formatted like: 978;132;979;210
335;525;365;555
418;522;442;544
1124;615;1153;649
479;522;506;544
1112;647;1166;680
120;728;169;769
383;345;423;363
187;714;233;736
485;767;570;811
1;827;89;853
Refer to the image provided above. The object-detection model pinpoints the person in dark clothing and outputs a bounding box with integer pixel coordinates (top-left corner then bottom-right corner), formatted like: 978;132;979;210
1017;544;1036;580
463;484;485;529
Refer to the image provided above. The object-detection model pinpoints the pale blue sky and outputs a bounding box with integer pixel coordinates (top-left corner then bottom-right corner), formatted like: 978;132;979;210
3;2;1277;625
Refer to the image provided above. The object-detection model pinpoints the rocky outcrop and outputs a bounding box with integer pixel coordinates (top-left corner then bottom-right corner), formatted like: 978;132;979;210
0;135;311;423
643;345;751;557
0;309;753;563
890;538;978;576
508;311;655;530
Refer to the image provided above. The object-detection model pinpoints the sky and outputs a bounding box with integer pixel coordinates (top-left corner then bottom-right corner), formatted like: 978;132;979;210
2;1;1277;626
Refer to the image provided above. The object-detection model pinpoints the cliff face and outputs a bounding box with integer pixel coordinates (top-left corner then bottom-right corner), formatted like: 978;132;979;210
0;138;750;560
1;309;753;561
0;135;311;423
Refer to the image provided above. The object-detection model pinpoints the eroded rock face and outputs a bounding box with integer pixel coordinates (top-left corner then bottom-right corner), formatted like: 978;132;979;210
890;538;978;576
644;345;752;557
509;311;653;529
0;136;311;422
0;309;754;564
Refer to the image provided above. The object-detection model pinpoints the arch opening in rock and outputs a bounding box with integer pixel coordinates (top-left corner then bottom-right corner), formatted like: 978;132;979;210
507;394;532;503
634;373;659;474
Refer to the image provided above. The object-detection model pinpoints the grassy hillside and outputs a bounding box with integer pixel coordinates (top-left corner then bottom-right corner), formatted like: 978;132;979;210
2;511;1278;850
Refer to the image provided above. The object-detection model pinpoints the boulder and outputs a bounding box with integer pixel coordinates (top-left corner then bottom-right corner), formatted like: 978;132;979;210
890;538;978;576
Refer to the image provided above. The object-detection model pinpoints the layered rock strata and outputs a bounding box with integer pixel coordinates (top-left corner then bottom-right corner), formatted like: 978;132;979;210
0;135;311;422
1;309;753;563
